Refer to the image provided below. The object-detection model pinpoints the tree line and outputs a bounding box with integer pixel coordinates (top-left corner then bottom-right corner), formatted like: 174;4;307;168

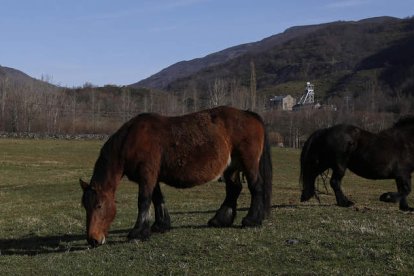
0;76;413;148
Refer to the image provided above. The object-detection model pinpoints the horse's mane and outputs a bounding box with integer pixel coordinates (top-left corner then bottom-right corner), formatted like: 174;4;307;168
91;118;135;185
393;116;414;129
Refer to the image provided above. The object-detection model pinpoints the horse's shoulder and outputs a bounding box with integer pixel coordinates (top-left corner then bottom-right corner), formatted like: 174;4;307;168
136;112;165;122
128;112;167;129
330;123;358;130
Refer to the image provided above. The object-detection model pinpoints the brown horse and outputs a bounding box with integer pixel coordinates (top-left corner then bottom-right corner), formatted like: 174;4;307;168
80;106;273;246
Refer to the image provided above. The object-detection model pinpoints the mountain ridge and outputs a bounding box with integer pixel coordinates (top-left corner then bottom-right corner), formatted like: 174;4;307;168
130;20;336;89
130;16;405;94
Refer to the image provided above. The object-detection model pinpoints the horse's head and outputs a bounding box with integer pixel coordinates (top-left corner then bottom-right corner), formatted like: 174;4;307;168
80;179;116;247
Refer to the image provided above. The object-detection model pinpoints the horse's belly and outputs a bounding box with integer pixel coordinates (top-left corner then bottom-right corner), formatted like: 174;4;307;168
348;158;394;179
161;153;231;188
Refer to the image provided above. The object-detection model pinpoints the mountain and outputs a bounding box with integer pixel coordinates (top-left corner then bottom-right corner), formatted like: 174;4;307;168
0;65;57;89
1;65;33;83
131;23;328;90
130;16;414;102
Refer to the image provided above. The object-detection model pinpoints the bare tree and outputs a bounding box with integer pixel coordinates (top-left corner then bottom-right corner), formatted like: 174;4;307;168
121;87;132;122
21;83;41;132
250;60;257;111
0;77;8;130
8;90;20;132
208;78;227;107
143;90;154;113
229;78;249;109
189;82;200;112
69;91;77;134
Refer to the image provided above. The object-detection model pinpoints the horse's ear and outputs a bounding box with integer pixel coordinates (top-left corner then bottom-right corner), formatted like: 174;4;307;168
79;179;89;191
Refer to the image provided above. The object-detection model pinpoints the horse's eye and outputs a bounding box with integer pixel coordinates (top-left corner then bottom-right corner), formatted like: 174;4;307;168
97;204;102;209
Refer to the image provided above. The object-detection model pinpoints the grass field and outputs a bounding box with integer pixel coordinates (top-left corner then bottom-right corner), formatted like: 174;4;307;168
1;139;414;275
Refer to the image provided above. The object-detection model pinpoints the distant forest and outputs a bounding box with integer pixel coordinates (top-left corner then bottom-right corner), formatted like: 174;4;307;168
0;75;411;148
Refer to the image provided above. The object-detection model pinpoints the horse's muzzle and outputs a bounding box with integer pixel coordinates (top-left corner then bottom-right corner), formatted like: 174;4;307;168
87;236;106;247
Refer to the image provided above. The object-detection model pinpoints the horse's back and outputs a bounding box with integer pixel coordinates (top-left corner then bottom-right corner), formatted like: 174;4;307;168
166;106;265;151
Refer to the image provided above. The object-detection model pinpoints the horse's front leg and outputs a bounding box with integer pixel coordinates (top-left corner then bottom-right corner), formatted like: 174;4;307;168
330;169;354;207
128;182;154;241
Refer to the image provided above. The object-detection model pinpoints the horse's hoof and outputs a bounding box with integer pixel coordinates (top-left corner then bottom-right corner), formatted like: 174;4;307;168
151;222;171;233
399;206;414;212
338;200;354;207
380;192;399;203
128;228;150;241
241;217;262;228
208;217;221;227
300;191;314;202
208;216;233;227
208;207;235;227
380;193;391;202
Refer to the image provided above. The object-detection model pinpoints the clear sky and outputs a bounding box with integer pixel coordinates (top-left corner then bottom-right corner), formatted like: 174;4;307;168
0;0;412;87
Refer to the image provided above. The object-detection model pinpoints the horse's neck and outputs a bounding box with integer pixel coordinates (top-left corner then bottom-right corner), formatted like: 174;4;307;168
91;154;123;193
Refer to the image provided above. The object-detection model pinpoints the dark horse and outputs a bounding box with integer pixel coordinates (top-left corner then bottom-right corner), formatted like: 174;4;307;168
80;106;272;246
300;117;414;211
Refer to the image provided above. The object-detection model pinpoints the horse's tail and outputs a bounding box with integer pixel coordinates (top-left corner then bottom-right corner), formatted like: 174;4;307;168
260;127;273;219
300;129;325;202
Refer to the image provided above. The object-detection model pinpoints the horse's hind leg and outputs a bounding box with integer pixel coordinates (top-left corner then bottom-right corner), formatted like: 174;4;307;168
396;175;413;211
151;183;171;233
208;169;242;227
242;170;265;227
330;169;354;207
301;171;320;202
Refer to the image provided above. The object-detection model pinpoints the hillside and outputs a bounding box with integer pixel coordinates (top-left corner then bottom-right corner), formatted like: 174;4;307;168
131;23;328;90
131;16;414;104
0;65;56;89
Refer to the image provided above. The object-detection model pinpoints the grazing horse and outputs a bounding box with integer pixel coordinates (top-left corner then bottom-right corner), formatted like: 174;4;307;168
80;106;273;246
300;117;414;211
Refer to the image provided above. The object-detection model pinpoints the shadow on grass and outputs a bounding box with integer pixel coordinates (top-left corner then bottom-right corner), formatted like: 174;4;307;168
0;233;87;256
1;204;328;255
0;228;136;256
168;204;304;230
169;204;303;215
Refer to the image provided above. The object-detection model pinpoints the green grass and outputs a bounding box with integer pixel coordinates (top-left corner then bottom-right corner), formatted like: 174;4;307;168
1;139;414;275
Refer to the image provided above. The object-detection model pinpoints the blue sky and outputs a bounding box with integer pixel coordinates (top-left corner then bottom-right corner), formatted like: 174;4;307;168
0;0;412;87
